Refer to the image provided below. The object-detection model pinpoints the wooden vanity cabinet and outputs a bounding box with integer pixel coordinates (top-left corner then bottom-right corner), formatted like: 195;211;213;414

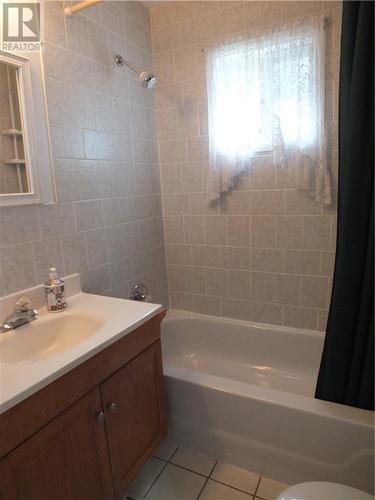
0;311;166;500
0;389;114;500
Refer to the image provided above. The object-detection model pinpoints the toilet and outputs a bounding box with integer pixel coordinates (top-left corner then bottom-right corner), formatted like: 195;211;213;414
276;481;374;500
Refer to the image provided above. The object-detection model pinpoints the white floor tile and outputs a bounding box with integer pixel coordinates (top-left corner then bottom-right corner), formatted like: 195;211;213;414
170;447;216;476
127;457;166;497
146;463;206;500
211;461;260;494
153;439;178;461
256;476;288;500
200;480;253;500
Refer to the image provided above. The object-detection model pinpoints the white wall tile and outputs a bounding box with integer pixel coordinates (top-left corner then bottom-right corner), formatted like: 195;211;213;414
0;2;167;305
152;0;340;329
1;243;37;295
32;237;64;285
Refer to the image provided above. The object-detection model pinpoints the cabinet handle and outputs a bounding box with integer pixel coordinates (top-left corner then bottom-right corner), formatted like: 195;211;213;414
108;401;117;412
95;409;105;421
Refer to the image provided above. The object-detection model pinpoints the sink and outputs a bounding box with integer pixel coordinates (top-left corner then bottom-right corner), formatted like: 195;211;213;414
0;275;163;414
0;312;104;363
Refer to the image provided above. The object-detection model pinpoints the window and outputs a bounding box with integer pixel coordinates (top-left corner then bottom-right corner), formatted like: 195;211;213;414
207;17;331;205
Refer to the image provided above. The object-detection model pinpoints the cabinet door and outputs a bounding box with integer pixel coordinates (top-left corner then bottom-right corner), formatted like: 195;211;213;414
0;389;114;500
101;341;166;497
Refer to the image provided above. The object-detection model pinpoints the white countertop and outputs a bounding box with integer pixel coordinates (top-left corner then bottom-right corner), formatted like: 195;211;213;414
0;292;163;414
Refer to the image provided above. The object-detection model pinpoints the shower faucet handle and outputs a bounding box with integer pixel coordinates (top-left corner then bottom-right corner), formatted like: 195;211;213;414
115;54;125;67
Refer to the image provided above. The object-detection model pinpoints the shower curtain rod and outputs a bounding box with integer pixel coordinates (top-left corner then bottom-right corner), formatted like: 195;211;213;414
64;0;102;16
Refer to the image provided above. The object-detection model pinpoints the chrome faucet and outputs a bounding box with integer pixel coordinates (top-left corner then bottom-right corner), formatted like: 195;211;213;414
0;296;38;333
130;283;149;302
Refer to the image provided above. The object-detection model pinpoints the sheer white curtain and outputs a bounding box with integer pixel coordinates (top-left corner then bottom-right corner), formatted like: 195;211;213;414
207;17;331;205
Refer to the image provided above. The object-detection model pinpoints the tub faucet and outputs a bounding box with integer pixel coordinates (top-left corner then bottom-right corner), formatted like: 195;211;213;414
130;283;149;302
0;296;38;333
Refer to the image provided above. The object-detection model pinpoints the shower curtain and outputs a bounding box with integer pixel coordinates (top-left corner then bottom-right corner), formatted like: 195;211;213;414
315;1;374;410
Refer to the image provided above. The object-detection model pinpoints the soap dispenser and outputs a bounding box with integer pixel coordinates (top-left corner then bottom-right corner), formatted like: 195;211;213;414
44;267;67;312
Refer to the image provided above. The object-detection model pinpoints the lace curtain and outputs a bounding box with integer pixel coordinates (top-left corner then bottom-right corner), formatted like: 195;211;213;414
207;17;331;205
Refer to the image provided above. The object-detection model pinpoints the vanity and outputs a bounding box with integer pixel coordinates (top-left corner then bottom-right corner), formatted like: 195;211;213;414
0;275;166;499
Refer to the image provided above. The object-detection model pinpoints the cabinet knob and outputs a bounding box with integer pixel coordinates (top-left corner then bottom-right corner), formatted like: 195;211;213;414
96;409;105;421
108;401;117;412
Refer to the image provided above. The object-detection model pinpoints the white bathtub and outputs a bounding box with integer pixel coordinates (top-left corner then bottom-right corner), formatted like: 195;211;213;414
161;310;374;494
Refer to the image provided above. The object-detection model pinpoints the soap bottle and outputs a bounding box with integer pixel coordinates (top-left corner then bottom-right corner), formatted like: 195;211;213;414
44;267;67;312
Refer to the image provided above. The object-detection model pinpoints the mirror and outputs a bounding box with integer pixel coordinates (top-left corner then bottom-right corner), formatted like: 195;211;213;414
0;50;56;207
0;61;29;194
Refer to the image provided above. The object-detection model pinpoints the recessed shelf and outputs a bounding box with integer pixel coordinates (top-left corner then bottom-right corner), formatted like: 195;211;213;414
0;128;23;136
2;159;26;166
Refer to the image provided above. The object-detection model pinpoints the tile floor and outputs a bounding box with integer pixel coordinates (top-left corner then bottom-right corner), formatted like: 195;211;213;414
125;439;288;500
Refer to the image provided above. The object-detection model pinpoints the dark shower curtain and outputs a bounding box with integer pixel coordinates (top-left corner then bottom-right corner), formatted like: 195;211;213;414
315;1;374;410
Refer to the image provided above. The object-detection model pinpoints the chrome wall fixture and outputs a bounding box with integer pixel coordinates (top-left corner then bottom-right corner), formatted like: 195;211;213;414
115;55;156;89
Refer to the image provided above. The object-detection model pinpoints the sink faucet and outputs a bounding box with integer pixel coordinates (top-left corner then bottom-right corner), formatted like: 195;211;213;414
0;296;38;333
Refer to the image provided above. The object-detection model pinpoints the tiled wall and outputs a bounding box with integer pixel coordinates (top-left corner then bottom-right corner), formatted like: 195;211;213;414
151;1;341;330
0;1;168;306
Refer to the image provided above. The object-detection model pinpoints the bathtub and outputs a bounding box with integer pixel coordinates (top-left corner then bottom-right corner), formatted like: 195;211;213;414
161;310;374;494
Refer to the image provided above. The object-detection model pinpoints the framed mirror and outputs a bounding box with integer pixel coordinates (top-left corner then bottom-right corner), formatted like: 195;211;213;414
0;50;56;207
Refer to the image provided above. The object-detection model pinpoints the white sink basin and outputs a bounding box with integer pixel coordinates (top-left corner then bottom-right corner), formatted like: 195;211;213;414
0;312;104;363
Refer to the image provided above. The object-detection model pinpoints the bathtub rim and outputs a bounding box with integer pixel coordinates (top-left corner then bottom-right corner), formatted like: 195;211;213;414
163;308;326;339
161;309;374;430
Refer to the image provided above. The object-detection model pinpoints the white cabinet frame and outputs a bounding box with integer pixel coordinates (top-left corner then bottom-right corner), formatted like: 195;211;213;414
0;50;56;207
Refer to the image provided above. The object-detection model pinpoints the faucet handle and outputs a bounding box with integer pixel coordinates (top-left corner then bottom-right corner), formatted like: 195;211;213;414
15;295;32;311
130;283;150;302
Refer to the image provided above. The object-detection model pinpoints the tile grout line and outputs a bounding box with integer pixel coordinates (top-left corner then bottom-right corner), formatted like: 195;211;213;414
196;459;217;500
142;449;176;498
254;475;262;498
142;460;168;498
144;445;192;498
209;477;259;498
167;459;212;479
168;445;217;477
167;444;180;462
134;443;283;500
